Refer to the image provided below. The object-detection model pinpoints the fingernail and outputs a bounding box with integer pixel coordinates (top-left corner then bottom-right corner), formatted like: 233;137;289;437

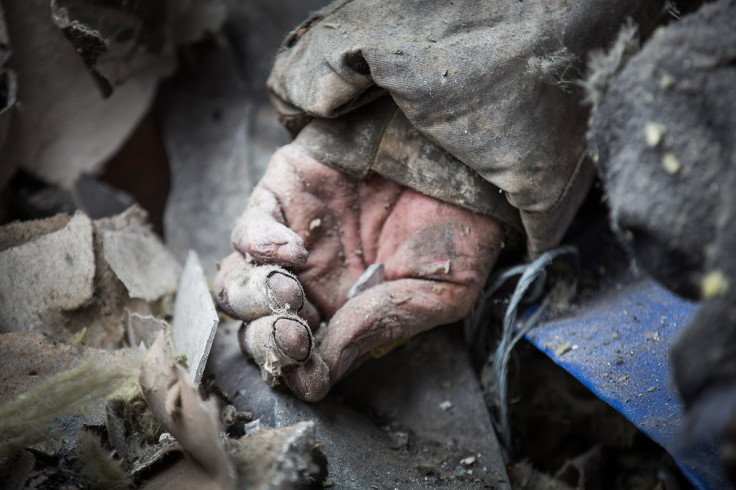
267;272;304;311
273;318;311;361
278;242;308;265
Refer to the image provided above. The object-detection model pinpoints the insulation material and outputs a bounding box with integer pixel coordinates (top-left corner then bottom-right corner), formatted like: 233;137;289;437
0;212;95;331
139;333;232;487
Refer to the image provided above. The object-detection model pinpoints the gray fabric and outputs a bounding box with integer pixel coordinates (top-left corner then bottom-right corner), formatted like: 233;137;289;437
268;0;669;255
49;0;225;97
588;0;736;404
295;97;523;245
0;0;224;189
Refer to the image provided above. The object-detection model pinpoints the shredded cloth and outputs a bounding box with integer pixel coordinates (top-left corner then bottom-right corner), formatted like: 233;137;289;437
468;245;578;450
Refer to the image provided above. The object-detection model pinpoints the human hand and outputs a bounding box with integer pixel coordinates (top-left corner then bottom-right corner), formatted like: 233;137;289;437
214;144;504;401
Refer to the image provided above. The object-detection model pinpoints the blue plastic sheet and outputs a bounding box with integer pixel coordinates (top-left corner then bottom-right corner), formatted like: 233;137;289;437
525;271;729;489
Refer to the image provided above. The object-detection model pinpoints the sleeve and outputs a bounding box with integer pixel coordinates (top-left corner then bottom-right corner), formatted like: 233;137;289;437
267;0;669;257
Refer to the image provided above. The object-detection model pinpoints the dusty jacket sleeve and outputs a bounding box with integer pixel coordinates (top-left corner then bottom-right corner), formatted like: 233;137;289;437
267;0;669;257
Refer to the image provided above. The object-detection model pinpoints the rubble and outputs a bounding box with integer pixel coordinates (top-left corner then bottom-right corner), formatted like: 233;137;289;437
171;251;219;383
127;313;170;350
208;321;512;489
0;212;95;331
0;331;141;488
225;421;326;490
0;207;180;349
102;226;181;302
141;332;327;489
139;334;231;487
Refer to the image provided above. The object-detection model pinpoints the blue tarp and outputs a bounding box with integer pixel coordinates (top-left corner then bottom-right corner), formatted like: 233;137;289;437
526;270;729;489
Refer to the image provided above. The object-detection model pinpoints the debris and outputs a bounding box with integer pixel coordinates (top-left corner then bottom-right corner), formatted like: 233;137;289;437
701;270;728;299
644;122;666;147
0;213;72;251
0;212;94;331
439;400;454;412
511;461;575;490
370;338;409;359
661;152;680;174
347;262;385;299
209;322;511;488
0;332;140;458
66;327;88;346
526;47;578;90
644;331;660;342
170;251;219;383
0;207;177;348
79;206;162;349
309;218;321;230
244;420;263;436
138;457;220;490
77;430;132;490
139;333;232;487
388;431;409;449
221;405;254;426
461;456;476;466
128;313;170;350
554;444;603;490
2;0;226;190
102;227;181;302
659;73;675;89
555;342;572;357
225;421;327;489
106;375;183;477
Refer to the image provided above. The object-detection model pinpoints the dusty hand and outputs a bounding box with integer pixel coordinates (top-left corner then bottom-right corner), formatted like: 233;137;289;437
215;144;504;401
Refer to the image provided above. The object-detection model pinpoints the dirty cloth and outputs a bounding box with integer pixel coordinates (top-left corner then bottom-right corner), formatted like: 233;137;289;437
0;0;224;190
267;0;670;256
588;0;736;409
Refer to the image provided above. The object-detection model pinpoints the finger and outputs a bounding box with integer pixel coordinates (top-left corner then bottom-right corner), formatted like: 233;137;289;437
236;316;329;402
238;314;314;385
232;185;308;267
318;277;488;383
214;252;305;320
298;297;322;332
281;355;331;403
